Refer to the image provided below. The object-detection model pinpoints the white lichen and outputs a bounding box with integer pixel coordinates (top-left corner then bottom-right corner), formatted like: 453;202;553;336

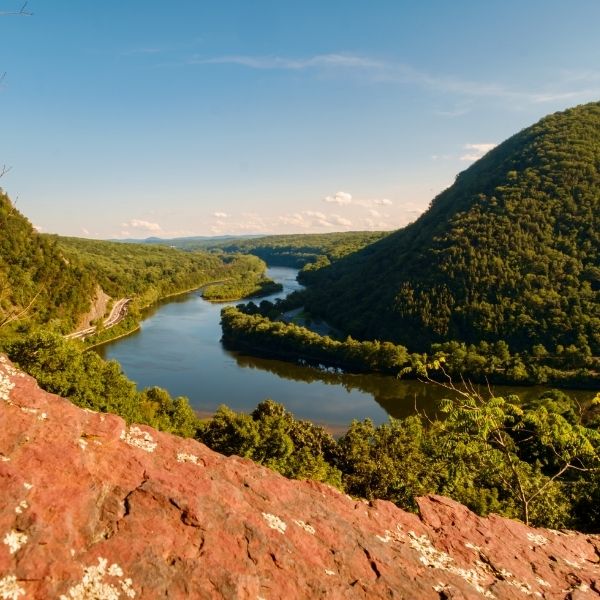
408;531;495;598
14;500;28;515
376;524;405;545
465;541;482;552
526;532;549;546
293;519;315;535
3;530;28;554
59;557;135;599
262;512;287;534
120;426;157;453
23;482;33;490
0;372;15;402
536;577;550;587
324;569;336;576
176;452;200;465
0;575;25;600
38;412;48;421
78;438;88;450
0;455;10;462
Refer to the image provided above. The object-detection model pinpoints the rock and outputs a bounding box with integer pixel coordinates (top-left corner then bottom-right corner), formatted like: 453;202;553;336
0;355;599;599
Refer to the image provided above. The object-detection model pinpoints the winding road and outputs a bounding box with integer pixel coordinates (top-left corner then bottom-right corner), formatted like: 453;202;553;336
65;298;131;340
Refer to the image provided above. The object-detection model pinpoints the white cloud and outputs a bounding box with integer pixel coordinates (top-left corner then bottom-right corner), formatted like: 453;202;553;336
189;53;600;105
329;214;352;227
213;211;228;218
33;224;42;232
81;228;90;236
460;142;497;162
372;198;392;206
190;53;381;71
323;191;352;205
121;219;162;232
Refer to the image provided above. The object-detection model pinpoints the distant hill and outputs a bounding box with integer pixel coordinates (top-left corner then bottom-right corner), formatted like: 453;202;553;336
112;231;391;268
304;102;600;355
0;190;94;335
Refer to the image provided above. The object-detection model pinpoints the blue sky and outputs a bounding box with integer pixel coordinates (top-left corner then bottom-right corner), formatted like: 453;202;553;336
1;0;600;238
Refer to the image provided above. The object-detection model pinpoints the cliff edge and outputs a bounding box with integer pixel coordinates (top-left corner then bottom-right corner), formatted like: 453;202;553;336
1;355;599;599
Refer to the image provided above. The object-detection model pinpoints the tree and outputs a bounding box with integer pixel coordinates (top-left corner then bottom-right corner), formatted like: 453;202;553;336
435;376;600;526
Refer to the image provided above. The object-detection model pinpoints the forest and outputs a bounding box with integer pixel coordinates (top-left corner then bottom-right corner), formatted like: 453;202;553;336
132;230;389;269
0;203;280;348
213;103;600;387
221;303;600;387
301;103;600;359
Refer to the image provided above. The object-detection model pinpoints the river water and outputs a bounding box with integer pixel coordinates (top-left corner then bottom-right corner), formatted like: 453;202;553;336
96;267;595;431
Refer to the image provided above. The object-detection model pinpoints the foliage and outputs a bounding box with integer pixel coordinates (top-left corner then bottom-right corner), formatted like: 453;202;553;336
6;330;201;437
303;102;600;360
221;305;411;374
221;305;599;387
198;394;600;531
142;231;390;269
55;237;272;308
0;191;95;336
197;399;343;487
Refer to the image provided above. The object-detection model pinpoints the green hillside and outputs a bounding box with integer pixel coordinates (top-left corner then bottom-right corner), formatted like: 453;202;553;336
304;102;600;357
139;230;390;269
0;190;95;336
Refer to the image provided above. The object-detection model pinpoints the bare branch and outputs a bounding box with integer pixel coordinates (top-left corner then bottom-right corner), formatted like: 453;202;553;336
0;290;41;329
0;2;33;16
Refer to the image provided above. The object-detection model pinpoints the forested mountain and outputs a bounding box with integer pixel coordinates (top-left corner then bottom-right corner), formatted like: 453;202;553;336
136;230;390;269
0;190;95;335
304;102;600;356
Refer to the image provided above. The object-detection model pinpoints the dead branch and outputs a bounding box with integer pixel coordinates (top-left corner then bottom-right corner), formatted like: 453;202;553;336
0;2;32;16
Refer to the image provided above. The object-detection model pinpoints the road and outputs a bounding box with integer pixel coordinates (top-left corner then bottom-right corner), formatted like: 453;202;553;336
65;298;131;340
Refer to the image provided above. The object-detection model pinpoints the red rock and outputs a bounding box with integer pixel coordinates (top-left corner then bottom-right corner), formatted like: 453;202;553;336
0;354;599;599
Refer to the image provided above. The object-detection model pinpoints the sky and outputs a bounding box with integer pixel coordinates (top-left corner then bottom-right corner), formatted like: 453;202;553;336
1;0;600;239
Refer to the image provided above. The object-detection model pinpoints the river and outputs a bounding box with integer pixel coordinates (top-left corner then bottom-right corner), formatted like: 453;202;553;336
96;266;595;431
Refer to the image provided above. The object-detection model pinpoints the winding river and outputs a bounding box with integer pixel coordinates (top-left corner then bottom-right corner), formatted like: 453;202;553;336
96;267;595;431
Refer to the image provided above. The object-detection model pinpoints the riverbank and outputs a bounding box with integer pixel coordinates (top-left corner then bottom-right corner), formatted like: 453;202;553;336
221;305;600;390
84;273;284;349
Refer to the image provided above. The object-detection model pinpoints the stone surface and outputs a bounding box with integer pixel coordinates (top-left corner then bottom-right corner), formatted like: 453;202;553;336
0;355;599;599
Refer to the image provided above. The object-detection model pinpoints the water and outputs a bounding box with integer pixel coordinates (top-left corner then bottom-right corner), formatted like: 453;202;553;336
96;267;595;431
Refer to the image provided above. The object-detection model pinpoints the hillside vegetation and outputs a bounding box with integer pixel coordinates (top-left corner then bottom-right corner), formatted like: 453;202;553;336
138;230;390;269
0;191;95;337
303;102;600;358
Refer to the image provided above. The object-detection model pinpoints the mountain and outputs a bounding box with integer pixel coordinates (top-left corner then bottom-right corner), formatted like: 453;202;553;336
2;355;598;598
0;190;94;335
304;102;600;355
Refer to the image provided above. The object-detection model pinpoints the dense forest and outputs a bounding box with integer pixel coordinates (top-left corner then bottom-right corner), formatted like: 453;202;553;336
57;236;279;311
0;191;95;337
134;230;389;269
222;303;600;387
301;103;600;359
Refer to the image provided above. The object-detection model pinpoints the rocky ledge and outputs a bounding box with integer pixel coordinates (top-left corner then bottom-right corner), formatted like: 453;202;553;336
0;355;599;599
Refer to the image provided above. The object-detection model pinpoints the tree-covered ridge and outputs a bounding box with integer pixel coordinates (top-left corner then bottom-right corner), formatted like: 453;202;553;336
0;190;95;335
221;305;600;387
303;102;600;356
55;236;274;308
157;230;390;269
